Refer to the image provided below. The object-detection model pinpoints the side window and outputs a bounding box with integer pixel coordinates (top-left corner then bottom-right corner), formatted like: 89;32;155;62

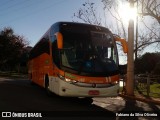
29;38;50;60
52;40;60;68
39;38;50;55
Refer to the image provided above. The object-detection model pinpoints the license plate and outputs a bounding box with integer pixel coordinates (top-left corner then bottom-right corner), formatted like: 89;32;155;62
88;90;99;95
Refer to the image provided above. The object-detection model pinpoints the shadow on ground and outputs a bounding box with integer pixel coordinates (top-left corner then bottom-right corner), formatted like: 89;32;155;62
0;78;115;120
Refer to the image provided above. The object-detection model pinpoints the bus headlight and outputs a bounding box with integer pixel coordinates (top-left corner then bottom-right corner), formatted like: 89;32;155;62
57;74;65;80
112;81;119;85
65;78;72;82
58;74;77;83
65;78;78;84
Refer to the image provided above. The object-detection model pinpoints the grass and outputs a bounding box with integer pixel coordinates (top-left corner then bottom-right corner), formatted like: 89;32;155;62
146;84;160;98
119;83;160;98
150;84;160;93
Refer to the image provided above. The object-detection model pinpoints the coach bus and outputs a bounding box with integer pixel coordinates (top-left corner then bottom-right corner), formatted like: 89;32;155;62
28;22;127;97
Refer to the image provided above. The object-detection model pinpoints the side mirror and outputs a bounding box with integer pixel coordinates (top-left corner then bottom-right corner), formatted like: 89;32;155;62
55;32;63;49
114;37;128;53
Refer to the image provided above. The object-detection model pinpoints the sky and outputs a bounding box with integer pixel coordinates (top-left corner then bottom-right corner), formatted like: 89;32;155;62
0;0;159;65
0;0;103;46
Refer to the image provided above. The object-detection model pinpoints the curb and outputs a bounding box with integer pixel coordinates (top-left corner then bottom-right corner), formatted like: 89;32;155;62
119;93;160;105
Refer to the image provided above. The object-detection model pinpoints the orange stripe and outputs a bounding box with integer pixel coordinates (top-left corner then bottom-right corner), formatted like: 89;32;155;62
110;74;120;82
63;72;120;84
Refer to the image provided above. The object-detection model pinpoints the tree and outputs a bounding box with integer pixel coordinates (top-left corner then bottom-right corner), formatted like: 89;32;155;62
73;0;160;96
72;0;160;58
0;27;28;71
72;0;127;39
135;52;160;74
72;0;128;64
136;0;160;56
154;62;160;75
72;1;103;26
103;0;160;56
138;0;160;24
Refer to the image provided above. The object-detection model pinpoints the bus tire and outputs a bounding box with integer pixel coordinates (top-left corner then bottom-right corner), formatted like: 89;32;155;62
84;97;93;104
45;75;52;96
79;97;93;105
30;80;35;85
29;74;35;85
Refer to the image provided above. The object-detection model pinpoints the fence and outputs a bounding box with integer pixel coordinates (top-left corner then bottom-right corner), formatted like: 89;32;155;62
135;75;160;97
120;74;160;98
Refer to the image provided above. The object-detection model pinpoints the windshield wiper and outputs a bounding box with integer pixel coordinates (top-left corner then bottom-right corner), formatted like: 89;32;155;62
62;47;74;50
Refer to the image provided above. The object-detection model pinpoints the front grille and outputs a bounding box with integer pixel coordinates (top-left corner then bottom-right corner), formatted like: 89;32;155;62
72;82;116;88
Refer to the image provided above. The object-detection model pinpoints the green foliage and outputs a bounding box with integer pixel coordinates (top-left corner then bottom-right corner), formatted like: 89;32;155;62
135;52;160;75
135;83;160;98
0;27;29;71
154;62;160;75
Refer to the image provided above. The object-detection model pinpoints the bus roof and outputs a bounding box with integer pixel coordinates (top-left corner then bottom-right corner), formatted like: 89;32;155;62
32;21;111;49
51;21;111;33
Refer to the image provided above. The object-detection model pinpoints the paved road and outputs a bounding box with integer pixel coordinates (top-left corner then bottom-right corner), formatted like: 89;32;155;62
0;77;159;120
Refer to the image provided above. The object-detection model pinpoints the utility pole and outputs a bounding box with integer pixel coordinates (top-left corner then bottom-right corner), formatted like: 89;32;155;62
135;0;138;61
126;0;135;96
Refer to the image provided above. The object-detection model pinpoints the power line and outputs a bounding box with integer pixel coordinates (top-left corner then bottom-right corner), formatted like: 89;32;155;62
0;0;34;16
0;0;66;26
0;0;16;8
0;0;25;12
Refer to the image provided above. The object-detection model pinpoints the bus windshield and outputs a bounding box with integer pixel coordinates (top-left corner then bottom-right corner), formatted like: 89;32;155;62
58;25;119;76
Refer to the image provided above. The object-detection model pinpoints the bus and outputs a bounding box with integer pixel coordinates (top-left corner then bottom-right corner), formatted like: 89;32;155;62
28;22;127;97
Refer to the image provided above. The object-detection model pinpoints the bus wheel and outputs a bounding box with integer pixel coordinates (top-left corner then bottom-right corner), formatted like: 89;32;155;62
79;97;93;105
30;74;35;85
84;97;93;104
30;80;35;85
45;75;52;96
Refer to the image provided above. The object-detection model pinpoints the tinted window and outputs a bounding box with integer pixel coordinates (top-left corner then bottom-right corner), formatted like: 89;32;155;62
29;38;50;60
